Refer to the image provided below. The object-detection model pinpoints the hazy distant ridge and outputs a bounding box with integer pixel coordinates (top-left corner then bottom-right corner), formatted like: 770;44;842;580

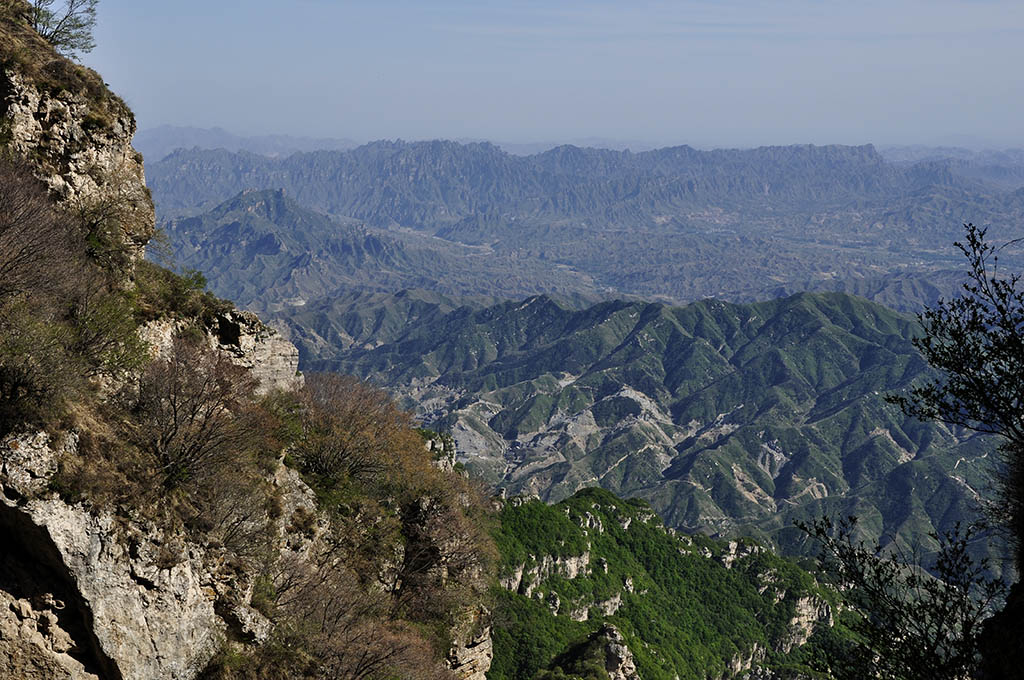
135;125;358;161
149;140;964;221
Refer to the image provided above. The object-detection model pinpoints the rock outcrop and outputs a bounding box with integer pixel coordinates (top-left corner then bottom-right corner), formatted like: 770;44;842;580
211;310;301;393
0;431;263;680
0;588;99;680
139;310;301;395
0;22;300;669
0;40;155;257
500;549;592;597
779;596;833;654
446;606;493;680
599;625;640;680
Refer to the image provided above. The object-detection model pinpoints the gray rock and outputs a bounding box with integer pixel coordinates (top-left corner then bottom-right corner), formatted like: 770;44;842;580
1;69;155;258
0;432;264;680
598;625;640;680
446;606;493;680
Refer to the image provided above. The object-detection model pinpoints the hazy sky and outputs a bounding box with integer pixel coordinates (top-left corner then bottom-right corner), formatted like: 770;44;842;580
86;0;1024;148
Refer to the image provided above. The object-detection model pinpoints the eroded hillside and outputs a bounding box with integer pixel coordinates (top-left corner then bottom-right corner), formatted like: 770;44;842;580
320;292;996;564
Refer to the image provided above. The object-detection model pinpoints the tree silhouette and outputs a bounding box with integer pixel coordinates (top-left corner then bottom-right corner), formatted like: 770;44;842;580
28;0;97;58
887;223;1024;567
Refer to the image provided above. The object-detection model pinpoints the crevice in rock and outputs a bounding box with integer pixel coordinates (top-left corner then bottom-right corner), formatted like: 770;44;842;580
127;569;157;591
215;316;242;348
0;502;124;680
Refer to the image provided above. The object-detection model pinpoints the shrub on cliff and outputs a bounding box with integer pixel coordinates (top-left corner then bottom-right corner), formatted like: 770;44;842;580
198;373;498;680
0;157;146;433
27;0;97;58
131;332;266;488
290;373;414;489
289;373;497;615
132;260;233;322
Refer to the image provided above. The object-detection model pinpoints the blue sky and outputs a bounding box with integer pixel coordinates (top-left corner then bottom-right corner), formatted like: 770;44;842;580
86;0;1024;148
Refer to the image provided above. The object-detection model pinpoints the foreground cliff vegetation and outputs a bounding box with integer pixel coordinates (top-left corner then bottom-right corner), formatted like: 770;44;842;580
0;146;496;677
0;155;148;431
1;0;123;138
200;375;497;680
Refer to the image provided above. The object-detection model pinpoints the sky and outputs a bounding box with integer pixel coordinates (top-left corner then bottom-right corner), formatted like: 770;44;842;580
85;0;1024;149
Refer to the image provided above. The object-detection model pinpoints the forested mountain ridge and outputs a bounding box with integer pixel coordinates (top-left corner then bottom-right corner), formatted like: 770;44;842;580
490;488;846;680
312;291;995;564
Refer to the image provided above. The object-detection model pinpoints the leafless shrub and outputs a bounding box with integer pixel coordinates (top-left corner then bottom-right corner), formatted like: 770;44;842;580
186;467;277;562
27;0;97;59
261;550;456;680
293;373;418;486
70;163;154;273
132;332;262;488
0;155;78;302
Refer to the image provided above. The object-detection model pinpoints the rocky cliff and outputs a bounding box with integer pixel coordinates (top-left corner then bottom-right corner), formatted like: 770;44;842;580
1;6;154;259
1;6;492;680
1;431;235;679
0;294;305;679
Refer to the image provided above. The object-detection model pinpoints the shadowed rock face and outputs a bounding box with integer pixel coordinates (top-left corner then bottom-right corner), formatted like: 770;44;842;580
0;432;232;680
0;501;115;680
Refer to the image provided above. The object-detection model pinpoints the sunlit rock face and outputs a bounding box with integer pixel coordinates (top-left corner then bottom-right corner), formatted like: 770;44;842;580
1;65;155;260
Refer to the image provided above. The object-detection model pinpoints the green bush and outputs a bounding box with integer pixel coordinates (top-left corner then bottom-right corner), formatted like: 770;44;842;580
0;299;81;431
133;260;232;322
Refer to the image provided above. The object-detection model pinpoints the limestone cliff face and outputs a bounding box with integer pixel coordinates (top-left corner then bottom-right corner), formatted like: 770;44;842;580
599;625;640;680
1;5;155;257
0;431;255;680
139;310;302;395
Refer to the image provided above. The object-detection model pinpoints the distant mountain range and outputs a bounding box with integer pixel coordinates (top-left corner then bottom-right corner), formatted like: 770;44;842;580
161;189;609;312
151;140;1024;311
148;140;964;220
306;291;997;565
135;125;359;161
879;145;1024;191
152;143;1013;570
135;126;669;163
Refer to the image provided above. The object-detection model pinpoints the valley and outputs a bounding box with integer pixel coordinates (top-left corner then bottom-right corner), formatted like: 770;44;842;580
150;138;1020;566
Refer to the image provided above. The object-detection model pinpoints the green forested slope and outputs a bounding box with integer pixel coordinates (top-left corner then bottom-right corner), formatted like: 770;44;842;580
490;488;845;680
319;292;995;560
